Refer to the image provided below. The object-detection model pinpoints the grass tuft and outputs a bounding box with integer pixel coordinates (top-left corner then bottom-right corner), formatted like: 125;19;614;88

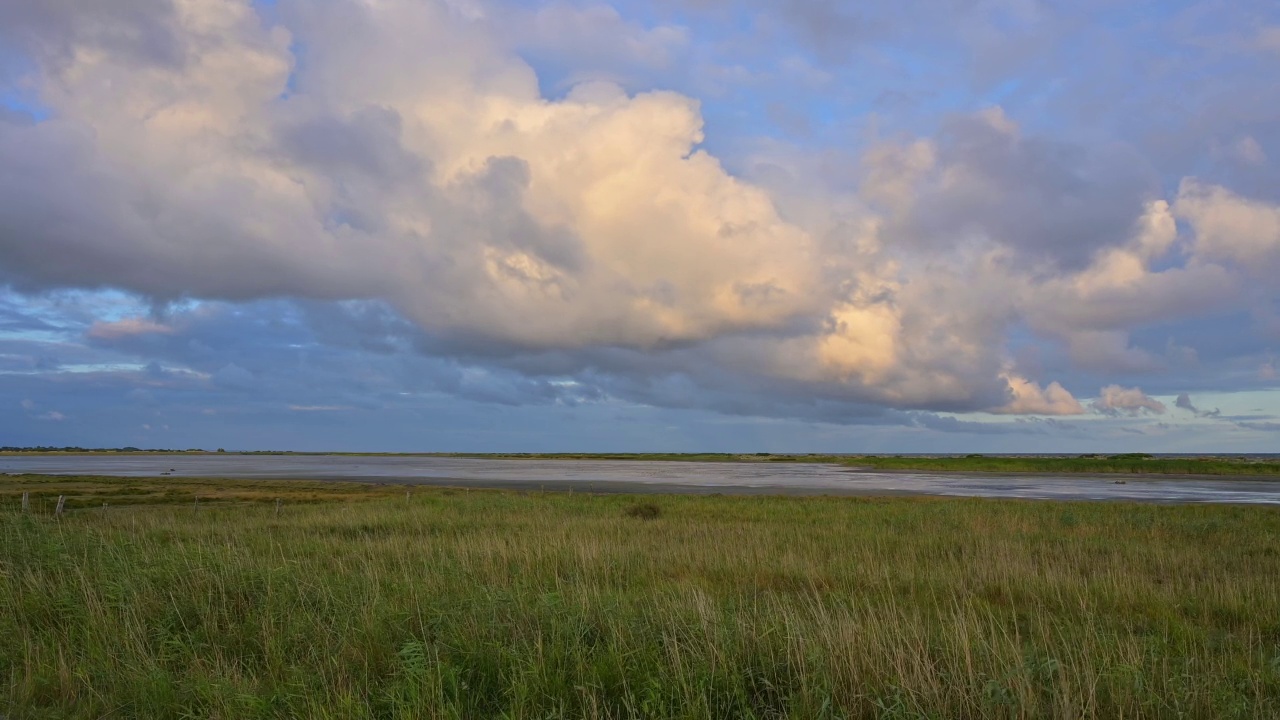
624;501;662;520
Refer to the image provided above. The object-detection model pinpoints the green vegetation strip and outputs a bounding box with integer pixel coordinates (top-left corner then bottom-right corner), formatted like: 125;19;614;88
6;450;1280;476
839;454;1280;476
3;477;1279;718
0;474;412;510
451;453;1280;476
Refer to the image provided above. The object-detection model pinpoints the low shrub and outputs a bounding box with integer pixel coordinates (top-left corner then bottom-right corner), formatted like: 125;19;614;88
624;502;661;520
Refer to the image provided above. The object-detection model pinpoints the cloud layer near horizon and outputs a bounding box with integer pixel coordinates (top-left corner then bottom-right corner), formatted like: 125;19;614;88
1;0;1279;447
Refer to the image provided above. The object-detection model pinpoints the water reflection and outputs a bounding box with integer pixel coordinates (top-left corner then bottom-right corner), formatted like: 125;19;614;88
1;455;1278;504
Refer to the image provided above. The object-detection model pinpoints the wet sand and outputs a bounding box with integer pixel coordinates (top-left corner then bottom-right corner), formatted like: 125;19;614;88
3;454;1280;504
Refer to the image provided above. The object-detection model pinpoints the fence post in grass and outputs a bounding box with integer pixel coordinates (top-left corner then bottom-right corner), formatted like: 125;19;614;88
194;496;200;510
274;498;282;517
55;495;66;517
21;491;29;513
405;489;411;502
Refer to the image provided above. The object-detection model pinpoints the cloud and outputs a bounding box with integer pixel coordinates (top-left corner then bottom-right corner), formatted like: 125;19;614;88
1090;385;1166;416
87;317;174;341
1229;136;1267;166
874;108;1158;270
0;0;1277;435
502;3;690;81
990;375;1085;416
1251;26;1280;54
1175;180;1280;273
1237;421;1280;432
0;0;822;352
212;363;257;391
6;285;1280;451
1175;392;1221;418
0;0;1008;418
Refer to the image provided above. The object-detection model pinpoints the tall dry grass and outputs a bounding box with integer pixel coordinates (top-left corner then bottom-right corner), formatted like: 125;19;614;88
2;484;1278;718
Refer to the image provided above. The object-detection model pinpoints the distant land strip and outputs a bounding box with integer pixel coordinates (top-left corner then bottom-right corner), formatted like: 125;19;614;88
3;448;1280;476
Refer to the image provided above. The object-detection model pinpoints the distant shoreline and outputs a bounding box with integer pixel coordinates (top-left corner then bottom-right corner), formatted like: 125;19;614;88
3;450;1280;477
5;471;1279;505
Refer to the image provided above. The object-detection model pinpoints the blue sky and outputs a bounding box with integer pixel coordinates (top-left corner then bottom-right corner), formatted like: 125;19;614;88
1;0;1279;451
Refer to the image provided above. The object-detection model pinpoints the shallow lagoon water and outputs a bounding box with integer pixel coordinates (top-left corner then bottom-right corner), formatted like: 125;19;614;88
2;454;1279;504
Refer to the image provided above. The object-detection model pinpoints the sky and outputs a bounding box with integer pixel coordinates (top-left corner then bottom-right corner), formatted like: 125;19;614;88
1;0;1279;452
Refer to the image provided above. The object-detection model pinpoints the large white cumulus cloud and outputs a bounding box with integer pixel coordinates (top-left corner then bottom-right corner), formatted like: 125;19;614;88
0;0;819;349
2;0;1278;422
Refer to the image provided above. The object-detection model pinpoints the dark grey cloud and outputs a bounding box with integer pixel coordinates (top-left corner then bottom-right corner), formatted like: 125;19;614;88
1175;393;1221;418
0;0;182;72
7;292;1033;433
3;288;1278;450
277;107;426;188
878;111;1158;269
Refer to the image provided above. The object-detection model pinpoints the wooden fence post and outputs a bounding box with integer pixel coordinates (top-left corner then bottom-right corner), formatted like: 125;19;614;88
21;491;29;513
55;495;66;516
274;498;282;517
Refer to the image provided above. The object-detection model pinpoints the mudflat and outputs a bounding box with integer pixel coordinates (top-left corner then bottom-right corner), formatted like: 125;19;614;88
3;453;1280;503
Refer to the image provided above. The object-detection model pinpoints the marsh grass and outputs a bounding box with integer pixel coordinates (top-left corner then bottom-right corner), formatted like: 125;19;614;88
2;478;1279;718
0;473;413;510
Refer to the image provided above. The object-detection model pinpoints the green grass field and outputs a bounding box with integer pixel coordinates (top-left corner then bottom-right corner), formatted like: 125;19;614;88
2;476;1279;719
